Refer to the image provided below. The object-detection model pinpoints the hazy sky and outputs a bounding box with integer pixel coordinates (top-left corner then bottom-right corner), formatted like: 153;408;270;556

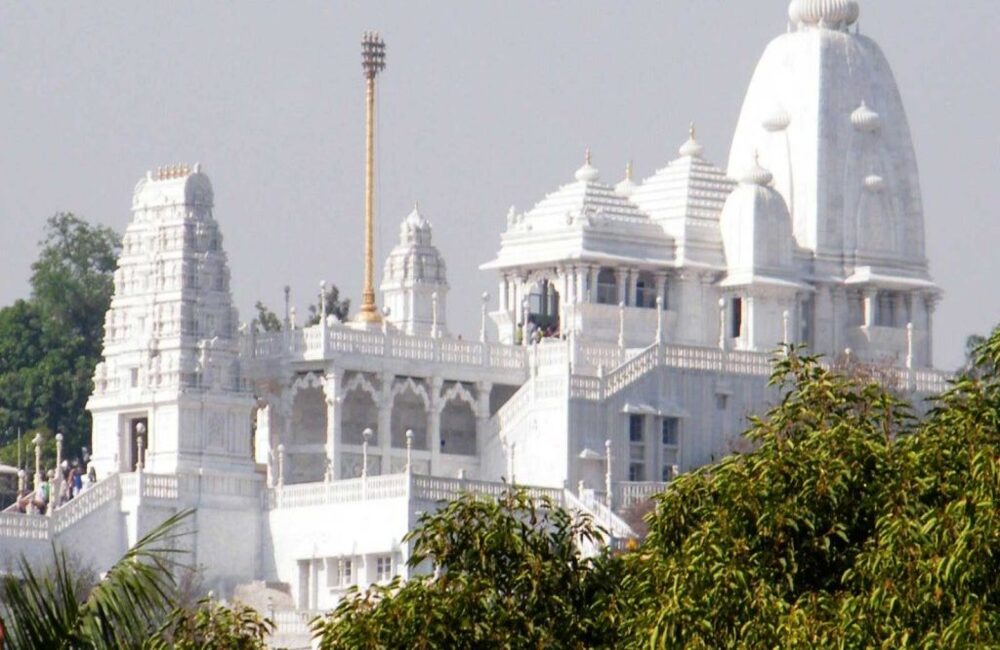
1;1;997;370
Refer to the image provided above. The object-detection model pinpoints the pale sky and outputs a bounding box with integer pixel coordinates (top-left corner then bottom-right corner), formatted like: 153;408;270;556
1;1;997;370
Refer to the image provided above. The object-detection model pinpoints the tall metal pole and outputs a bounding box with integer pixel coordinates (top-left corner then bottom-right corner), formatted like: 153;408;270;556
359;31;386;324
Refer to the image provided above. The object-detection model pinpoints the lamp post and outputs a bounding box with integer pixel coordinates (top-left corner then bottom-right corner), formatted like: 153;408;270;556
32;433;42;496
358;31;387;324
55;432;64;505
362;428;373;479
135;422;146;472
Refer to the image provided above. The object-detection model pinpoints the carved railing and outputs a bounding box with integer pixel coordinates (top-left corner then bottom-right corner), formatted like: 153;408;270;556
250;326;529;377
0;511;51;540
52;475;121;533
616;481;668;510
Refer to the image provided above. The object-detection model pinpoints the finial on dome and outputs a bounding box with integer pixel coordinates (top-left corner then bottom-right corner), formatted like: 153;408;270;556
575;149;600;183
742;151;774;186
615;161;637;197
789;0;860;31
678;123;704;158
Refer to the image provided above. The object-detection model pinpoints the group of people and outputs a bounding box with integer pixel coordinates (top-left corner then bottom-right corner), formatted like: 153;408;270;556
12;458;98;515
515;320;563;345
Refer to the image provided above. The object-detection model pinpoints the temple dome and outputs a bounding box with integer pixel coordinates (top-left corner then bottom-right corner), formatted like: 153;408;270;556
720;161;796;278
728;1;929;278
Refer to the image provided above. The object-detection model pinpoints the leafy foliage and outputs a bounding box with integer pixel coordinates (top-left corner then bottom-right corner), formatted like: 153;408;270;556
0;214;120;463
0;510;190;650
253;301;282;333
307;285;350;325
147;596;274;650
312;489;625;649
625;343;1000;649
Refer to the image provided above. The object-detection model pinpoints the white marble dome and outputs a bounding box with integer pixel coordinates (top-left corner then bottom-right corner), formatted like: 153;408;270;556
720;160;796;278
729;1;928;277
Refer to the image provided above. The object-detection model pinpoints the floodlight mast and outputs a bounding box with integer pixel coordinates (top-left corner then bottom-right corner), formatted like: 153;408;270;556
358;31;386;324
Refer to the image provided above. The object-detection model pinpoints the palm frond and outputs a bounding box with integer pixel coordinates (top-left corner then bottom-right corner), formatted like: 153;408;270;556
0;509;194;650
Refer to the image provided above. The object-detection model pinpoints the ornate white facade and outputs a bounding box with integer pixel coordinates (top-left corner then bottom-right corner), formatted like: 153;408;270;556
0;3;950;644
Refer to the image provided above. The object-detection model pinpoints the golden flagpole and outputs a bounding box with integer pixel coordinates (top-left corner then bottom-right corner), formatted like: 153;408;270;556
358;31;386;323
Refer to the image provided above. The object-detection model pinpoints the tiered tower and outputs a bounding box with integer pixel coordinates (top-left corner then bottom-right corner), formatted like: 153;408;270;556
380;205;449;337
87;165;255;477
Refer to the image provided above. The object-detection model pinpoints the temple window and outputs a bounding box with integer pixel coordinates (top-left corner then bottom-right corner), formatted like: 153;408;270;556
342;387;378;445
628;414;646;481
596;268;618;305
440;396;476;456
390;386;428;450
731;297;743;339
635;272;657;308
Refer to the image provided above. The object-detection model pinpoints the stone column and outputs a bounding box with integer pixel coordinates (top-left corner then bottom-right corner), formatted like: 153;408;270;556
476;381;492;468
614;268;626;306
429;377;444;474
499;275;509;312
576;266;588;304
655;272;668;311
863;289;877;328
378;373;393;474
587;266;598;303
323;368;344;481
744;296;755;350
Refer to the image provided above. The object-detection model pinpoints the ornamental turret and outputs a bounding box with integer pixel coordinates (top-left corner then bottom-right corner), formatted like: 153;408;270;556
380;204;449;337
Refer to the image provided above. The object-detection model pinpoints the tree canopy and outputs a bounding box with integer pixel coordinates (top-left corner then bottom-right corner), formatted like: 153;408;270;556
312;490;625;649
315;334;1000;649
0;214;120;465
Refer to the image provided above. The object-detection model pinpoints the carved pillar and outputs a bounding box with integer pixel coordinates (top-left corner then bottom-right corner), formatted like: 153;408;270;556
323;368;344;481
429;377;444;474
587;266;598;303
476;381;492;471
614;268;626;306
863;289;877;328
378;373;393;474
655;272;668;311
576;266;588;305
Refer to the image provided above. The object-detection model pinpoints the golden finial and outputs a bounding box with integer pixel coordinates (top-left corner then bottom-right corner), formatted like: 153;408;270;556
585;148;592;166
689;122;696;140
625;161;633;181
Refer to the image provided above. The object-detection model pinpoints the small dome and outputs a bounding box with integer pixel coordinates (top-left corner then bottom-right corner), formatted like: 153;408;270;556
678;123;704;158
404;203;430;230
575;149;600;182
762;107;791;132
741;155;774;186
851;101;881;133
614;162;637;197
789;0;860;29
864;174;885;193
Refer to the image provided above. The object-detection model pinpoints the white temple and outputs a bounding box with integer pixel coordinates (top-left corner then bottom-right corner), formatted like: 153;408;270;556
0;2;950;644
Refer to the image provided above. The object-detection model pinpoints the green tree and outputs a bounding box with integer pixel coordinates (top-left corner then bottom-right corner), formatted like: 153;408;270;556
253;301;282;333
0;511;188;650
0;214;120;462
624;343;1000;649
30;213;120;357
148;596;273;650
312;489;625;649
307;285;350;325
